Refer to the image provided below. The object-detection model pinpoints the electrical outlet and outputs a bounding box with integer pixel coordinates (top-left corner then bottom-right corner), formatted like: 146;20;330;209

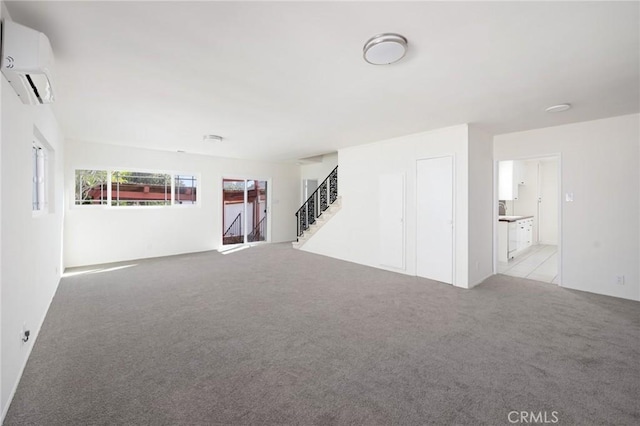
616;275;625;286
21;323;30;344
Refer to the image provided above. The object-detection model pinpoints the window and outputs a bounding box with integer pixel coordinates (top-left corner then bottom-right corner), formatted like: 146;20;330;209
175;175;197;205
75;170;108;205
74;169;198;207
112;171;171;206
32;142;47;212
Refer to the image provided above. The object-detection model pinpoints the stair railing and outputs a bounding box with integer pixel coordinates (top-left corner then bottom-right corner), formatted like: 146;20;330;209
295;166;338;238
224;212;242;237
248;216;266;242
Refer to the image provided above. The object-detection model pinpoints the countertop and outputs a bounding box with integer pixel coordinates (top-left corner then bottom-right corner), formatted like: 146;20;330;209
499;215;534;222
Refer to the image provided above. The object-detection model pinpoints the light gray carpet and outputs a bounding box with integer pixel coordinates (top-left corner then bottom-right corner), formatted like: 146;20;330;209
5;243;639;425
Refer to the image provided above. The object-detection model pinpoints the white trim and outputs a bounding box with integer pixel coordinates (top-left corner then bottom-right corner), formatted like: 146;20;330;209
556;154;563;286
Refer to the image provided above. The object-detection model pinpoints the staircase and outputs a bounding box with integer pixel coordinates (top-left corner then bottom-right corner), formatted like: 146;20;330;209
223;212;243;245
293;166;340;249
248;216;266;242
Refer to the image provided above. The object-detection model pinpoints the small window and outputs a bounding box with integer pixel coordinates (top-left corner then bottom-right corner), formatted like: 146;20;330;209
112;171;171;206
174;175;197;205
32;142;47;212
75;170;108;205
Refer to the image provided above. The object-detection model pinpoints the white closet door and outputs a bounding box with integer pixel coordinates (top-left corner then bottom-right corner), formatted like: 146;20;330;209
379;173;405;269
416;156;454;284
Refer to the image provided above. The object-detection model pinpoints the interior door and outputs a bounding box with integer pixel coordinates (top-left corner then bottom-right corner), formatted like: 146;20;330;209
379;173;405;269
416;156;454;284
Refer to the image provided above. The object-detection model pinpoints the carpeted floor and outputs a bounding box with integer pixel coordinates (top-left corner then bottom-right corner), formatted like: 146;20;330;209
5;243;639;425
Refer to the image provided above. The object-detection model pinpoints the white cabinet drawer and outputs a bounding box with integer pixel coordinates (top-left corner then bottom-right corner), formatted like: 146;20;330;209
515;218;534;250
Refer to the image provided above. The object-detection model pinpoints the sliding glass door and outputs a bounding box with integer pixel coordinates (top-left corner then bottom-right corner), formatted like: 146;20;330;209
222;179;268;245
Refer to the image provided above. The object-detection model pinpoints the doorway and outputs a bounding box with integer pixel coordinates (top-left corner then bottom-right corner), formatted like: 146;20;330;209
496;156;560;283
222;178;268;246
302;179;318;204
416;156;454;284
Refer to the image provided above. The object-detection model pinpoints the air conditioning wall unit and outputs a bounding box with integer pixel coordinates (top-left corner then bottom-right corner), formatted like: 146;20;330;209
1;20;56;104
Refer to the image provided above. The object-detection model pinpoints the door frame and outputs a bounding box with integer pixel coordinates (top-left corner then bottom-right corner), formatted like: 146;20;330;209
302;179;318;205
415;154;456;285
493;154;562;285
221;175;272;248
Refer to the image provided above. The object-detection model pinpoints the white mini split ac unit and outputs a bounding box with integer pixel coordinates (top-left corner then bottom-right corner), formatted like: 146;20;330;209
1;20;56;104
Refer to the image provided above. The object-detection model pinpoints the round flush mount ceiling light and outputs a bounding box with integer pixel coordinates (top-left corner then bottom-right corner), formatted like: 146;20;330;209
545;104;571;113
363;33;408;65
203;134;223;142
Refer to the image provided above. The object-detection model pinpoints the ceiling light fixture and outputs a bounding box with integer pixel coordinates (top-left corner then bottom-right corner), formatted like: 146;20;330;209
545;104;571;113
203;134;223;142
363;33;408;65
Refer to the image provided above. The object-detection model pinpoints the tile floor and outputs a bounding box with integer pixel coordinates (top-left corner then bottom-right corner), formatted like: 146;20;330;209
498;244;559;283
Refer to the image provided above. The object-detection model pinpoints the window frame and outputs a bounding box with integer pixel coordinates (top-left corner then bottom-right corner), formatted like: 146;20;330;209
173;174;199;206
111;170;172;207
74;169;109;206
72;168;200;209
32;141;49;215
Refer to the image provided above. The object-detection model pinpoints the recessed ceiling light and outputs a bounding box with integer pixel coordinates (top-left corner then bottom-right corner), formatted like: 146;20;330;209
545;104;571;113
363;33;408;65
203;134;223;142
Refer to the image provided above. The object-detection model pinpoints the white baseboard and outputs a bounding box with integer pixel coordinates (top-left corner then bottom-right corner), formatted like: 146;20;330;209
1;277;60;424
469;272;495;289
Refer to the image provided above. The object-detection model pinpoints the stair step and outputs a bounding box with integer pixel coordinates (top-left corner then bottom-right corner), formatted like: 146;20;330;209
293;196;342;250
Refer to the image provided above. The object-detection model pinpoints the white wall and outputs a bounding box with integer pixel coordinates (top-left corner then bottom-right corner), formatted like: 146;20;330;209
302;125;474;288
300;152;338;182
494;114;640;301
1;15;65;420
299;152;338;203
64;140;299;267
468;125;494;286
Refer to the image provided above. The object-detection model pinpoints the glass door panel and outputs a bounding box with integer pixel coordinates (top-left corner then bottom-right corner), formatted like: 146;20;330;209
222;179;246;245
222;179;268;245
248;180;267;242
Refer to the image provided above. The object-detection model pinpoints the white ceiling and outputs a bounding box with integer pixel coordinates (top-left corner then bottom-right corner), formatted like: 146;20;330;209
6;1;639;161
